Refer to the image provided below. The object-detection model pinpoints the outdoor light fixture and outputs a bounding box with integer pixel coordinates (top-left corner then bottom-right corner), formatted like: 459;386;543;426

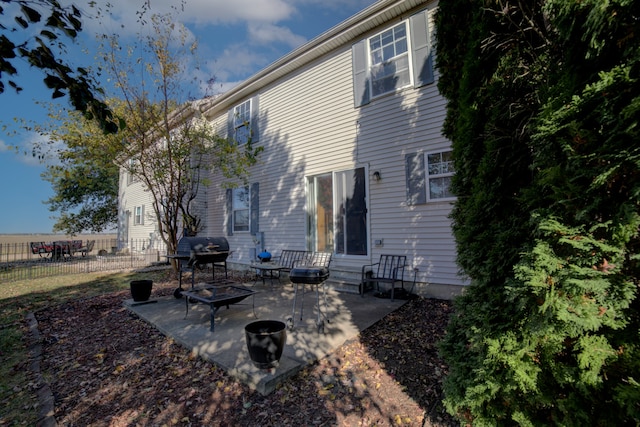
373;171;382;181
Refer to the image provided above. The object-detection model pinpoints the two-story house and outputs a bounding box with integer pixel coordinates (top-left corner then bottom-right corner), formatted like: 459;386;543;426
194;0;465;298
118;0;464;297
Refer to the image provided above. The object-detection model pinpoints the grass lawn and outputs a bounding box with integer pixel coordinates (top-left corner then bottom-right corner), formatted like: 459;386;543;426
0;268;171;425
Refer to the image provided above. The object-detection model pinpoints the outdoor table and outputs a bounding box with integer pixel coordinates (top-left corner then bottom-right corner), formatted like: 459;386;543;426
249;261;284;287
181;285;257;332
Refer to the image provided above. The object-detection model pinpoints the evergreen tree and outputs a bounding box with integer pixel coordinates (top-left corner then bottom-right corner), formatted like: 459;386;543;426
436;0;639;425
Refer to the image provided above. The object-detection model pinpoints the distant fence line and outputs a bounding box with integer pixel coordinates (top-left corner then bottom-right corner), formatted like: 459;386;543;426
0;238;168;282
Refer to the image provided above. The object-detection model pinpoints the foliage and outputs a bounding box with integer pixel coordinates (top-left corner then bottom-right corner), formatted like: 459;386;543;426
31;107;123;234
0;1;118;133
436;0;640;425
98;9;261;264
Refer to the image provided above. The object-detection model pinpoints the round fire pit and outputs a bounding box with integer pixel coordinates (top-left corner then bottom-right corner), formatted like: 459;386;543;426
245;320;286;369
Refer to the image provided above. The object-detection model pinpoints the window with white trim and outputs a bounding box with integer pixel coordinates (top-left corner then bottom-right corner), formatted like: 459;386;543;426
406;150;455;204
352;9;434;107
232;186;250;232
134;205;144;225
369;22;410;97
426;151;455;200
232;100;251;145
127;158;138;186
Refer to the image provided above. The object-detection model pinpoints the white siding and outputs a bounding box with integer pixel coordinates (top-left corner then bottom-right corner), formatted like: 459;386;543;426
117;167;158;251
206;0;464;287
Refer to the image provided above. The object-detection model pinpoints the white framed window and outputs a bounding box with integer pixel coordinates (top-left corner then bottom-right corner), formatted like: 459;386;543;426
134;205;144;225
233;100;251;145
369;22;411;97
352;9;434;107
426;151;455;201
406;150;455;204
127;158;138;185
232;186;250;232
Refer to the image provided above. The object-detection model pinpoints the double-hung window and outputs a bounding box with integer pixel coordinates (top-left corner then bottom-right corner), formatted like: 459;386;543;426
426;151;455;200
127;158;138;185
369;23;410;97
228;96;260;145
352;8;434;107
233;100;251;145
232;186;250;232
406;150;455;204
134;206;144;225
226;183;259;236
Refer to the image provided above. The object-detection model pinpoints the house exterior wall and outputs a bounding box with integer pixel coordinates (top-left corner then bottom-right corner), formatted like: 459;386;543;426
117;168;161;253
202;0;467;289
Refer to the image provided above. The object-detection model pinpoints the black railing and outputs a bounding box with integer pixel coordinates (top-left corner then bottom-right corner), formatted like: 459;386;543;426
0;238;168;282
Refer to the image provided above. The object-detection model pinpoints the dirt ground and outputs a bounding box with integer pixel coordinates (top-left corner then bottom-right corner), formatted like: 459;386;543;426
34;273;458;426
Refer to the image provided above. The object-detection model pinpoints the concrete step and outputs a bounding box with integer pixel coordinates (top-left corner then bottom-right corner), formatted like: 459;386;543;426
325;279;361;295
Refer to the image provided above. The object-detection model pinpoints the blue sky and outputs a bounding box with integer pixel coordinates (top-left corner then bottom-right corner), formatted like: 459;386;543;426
0;0;376;234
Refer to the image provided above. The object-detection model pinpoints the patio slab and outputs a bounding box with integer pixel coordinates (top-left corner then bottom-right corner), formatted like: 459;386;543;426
124;282;405;395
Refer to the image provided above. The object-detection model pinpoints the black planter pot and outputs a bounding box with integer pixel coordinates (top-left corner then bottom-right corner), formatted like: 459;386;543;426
245;320;287;369
130;280;153;302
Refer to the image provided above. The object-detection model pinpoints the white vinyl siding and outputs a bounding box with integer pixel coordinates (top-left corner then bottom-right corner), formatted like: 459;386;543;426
203;1;464;287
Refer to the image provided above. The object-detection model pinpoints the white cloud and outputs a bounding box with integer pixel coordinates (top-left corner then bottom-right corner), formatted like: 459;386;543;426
207;44;271;82
7;132;64;167
247;23;307;49
71;0;377;97
82;0;296;32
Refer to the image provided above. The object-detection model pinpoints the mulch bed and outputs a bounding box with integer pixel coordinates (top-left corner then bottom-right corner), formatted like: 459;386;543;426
35;273;458;426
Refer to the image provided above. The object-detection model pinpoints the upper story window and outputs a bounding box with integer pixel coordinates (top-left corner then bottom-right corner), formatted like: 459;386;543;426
232;186;250;232
352;8;434;107
369;23;410;97
127;158;138;186
228;96;260;145
233;100;251;145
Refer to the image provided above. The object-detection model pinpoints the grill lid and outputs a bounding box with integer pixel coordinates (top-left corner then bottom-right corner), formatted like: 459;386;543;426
176;236;230;266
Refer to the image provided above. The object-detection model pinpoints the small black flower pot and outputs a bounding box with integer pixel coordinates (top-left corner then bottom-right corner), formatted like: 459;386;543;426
245;320;286;369
130;280;153;302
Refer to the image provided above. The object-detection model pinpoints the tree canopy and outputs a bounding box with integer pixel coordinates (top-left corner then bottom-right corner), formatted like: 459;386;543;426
436;0;639;424
97;11;261;263
0;0;118;133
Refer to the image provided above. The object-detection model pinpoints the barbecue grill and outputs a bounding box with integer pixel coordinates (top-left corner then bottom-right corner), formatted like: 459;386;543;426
288;265;331;333
168;236;230;298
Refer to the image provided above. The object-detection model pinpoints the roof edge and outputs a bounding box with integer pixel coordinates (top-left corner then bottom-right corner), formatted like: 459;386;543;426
199;0;428;118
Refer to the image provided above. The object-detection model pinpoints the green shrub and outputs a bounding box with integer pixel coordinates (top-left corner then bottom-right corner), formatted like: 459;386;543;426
436;0;640;425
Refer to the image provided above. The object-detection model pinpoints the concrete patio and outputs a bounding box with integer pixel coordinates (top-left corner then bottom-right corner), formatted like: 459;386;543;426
124;281;406;395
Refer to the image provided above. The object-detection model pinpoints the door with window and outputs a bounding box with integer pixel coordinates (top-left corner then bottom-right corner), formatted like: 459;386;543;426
307;167;367;256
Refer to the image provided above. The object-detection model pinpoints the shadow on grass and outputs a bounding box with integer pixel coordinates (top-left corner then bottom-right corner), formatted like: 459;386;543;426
0;267;173;426
0;268;173;326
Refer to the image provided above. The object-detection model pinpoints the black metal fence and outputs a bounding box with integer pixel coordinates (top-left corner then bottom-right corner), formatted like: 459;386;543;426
0;238;168;282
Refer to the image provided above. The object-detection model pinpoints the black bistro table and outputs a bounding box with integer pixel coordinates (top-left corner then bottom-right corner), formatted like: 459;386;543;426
181;285;256;332
249;261;284;287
